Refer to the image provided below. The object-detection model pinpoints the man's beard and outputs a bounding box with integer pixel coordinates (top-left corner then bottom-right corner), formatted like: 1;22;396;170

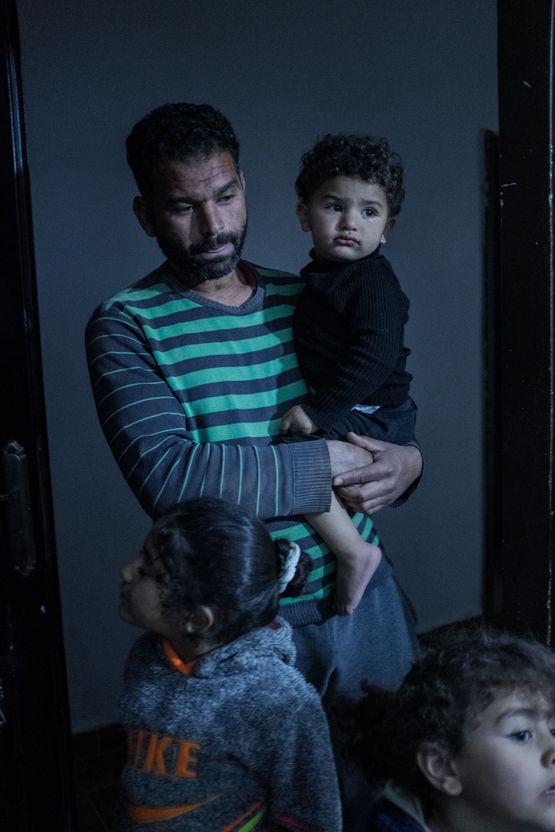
155;221;247;282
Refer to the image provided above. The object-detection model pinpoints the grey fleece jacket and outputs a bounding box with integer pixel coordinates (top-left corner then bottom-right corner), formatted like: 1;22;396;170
115;618;342;831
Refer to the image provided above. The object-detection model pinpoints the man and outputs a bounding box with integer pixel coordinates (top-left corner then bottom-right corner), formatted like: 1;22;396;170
86;103;422;825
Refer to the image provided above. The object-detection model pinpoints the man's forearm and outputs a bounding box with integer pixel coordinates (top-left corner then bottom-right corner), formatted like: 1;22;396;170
86;309;333;519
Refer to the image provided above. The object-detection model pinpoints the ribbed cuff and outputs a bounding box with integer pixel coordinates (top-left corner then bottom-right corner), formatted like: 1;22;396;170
289;438;332;514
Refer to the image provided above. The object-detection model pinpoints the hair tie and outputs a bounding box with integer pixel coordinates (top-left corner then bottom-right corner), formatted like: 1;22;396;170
278;542;301;593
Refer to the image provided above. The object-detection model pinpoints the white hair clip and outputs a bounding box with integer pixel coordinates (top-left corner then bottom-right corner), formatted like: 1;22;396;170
278;541;302;593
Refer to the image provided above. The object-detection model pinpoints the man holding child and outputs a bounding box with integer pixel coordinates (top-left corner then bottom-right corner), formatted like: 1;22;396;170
86;102;421;827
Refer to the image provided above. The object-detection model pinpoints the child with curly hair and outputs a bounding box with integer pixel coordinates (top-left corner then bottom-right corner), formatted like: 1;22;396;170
117;496;341;831
280;133;417;616
343;626;555;831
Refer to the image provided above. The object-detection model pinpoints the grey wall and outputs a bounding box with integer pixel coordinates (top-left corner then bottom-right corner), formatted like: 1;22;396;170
17;0;497;732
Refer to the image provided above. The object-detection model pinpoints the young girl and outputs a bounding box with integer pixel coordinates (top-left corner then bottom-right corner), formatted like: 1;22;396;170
117;496;341;832
342;626;555;831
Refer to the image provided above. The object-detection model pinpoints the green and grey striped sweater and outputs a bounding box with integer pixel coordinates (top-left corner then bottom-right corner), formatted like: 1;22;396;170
86;260;378;625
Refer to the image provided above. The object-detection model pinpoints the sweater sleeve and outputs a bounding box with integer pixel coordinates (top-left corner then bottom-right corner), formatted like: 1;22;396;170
303;264;408;432
268;685;342;831
85;305;332;519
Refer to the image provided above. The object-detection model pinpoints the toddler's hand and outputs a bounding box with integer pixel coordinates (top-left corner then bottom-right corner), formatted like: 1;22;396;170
280;405;317;435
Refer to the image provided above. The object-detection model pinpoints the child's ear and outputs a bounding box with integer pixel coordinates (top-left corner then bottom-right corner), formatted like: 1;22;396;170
381;217;396;245
296;202;311;232
416;743;463;797
182;605;214;636
133;196;157;238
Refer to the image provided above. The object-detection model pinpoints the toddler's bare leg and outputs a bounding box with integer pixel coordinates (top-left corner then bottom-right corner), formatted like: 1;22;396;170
307;493;382;615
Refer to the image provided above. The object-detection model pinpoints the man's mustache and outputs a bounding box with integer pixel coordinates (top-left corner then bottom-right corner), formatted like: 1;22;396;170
190;231;239;255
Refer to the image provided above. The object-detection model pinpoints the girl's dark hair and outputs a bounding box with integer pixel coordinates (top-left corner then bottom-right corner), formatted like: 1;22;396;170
295;133;405;217
148;497;310;643
343;625;555;802
126;102;240;196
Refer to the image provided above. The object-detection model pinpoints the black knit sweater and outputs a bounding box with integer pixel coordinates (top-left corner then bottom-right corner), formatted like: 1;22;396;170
293;248;412;432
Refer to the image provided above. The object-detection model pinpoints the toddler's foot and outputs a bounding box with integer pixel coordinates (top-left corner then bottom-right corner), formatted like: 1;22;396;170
334;543;382;616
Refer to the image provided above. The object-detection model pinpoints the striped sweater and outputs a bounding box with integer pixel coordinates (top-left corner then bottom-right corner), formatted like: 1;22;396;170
85;260;378;625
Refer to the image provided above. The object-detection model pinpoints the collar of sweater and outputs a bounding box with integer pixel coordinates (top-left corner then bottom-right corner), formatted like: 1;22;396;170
383;782;433;831
158;616;295;678
301;246;383;277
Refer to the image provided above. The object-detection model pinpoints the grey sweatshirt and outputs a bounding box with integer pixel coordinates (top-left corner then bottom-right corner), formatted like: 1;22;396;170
115;618;342;831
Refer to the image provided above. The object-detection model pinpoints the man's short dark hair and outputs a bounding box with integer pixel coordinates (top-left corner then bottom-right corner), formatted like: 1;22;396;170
126;102;240;196
295;133;405;217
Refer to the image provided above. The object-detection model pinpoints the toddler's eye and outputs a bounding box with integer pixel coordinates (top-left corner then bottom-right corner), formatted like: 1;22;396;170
510;729;532;742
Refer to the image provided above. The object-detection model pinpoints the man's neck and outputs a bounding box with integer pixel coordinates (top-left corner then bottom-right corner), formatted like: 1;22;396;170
171;264;253;307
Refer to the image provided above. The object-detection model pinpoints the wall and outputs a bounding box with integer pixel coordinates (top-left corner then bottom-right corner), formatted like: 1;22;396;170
16;0;497;731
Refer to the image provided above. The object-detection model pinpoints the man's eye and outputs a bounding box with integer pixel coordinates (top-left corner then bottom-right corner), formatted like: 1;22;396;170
363;208;377;218
324;202;341;211
217;193;235;204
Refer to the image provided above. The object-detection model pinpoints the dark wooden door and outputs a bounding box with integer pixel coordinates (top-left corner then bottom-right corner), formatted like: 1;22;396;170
0;1;74;827
490;0;555;641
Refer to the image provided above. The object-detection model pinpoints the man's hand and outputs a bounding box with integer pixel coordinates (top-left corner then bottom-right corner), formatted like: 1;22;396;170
331;433;423;515
327;437;375;477
280;404;317;435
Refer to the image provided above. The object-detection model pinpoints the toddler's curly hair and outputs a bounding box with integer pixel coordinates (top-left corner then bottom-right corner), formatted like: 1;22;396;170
295;133;405;217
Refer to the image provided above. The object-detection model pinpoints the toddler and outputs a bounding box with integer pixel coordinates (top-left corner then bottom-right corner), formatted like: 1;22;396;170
117;496;341;831
281;133;417;615
343;625;555;831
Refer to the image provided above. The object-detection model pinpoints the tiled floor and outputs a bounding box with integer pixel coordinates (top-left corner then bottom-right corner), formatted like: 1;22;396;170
72;724;126;831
